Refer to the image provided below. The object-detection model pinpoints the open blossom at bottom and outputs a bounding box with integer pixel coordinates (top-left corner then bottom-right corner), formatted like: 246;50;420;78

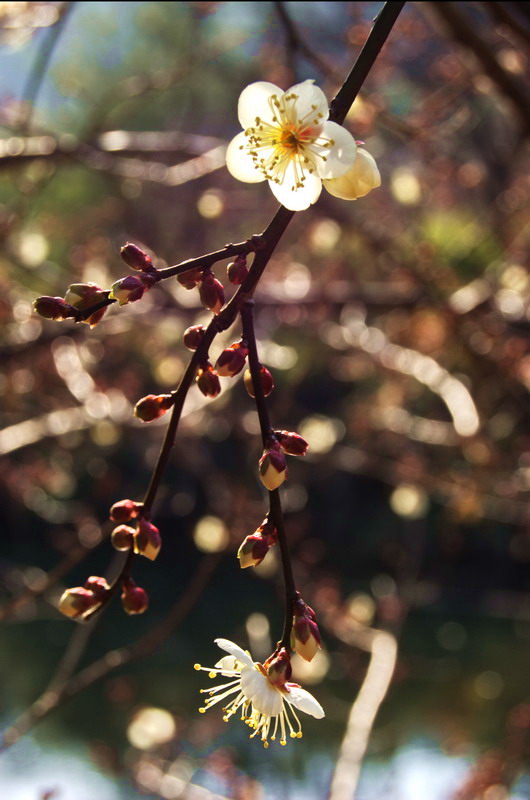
194;638;324;747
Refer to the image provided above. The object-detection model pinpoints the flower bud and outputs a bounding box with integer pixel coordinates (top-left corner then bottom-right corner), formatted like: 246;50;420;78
196;364;221;398
84;576;111;599
199;273;224;315
58;587;98;619
134;393;174;422
265;648;292;687
33;296;75;321
64;282;108;327
120;242;154;271
237;533;271;568
183;324;206;351
274;430;309;457
109;275;146;305
215;342;248;377
109;499;143;523
177;266;203;289
133;519;162;561
227;255;248;285
111;524;135;551
121;578;149;615
291;595;321;662
259;445;287;491
244;365;274;398
323;148;380;200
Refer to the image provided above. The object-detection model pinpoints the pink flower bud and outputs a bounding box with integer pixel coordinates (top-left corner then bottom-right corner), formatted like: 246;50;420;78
109;275;146;305
244;366;274;398
259;445;287;491
109;499;143;523
177;266;203;289
121;578;149;615
274;430;309;457
133;519;161;561
215;342;249;377
183;324;206;351
291;595;321;662
227;255;248;285
111;524;135;551
196;364;221;398
120;242;154;271
199;273;224;315
265;648;292;687
134;394;174;422
64;282;108;327
33;296;75;321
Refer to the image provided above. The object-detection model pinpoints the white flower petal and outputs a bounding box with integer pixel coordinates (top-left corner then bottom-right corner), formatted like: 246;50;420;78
214;638;254;669
287;79;329;122
323;147;381;200
284;684;325;719
214;655;239;675
268;166;322;211
238;81;282;129
312;121;357;179
226;132;267;184
241;668;283;717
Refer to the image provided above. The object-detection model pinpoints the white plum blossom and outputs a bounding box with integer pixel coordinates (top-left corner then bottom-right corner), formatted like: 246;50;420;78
226;80;358;211
194;638;324;747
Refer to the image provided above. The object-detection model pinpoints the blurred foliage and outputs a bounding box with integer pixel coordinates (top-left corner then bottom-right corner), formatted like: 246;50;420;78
0;1;529;798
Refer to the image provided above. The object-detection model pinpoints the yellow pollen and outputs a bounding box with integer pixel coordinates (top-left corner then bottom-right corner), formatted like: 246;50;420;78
263;741;269;749
208;671;216;678
280;740;287;746
194;663;201;670
199;707;206;713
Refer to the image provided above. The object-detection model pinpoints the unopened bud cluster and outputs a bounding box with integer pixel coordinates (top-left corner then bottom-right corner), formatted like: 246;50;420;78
238;515;277;568
258;430;309;491
110;500;162;561
291;594;321;662
177;265;225;315
34;282;109;328
58;575;111;620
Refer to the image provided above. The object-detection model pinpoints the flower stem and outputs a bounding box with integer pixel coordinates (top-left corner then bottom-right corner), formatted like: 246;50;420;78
241;302;297;652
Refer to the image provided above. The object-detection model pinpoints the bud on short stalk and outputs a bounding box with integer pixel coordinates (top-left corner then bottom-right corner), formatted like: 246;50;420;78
215;341;248;377
237;515;277;568
111;524;135;551
33;296;76;321
183;324;206;351
121;577;149;615
134;393;174;422
109;498;143;523
196;363;221;398
244;365;274;398
274;430;309;457
120;242;154;272
64;282;109;327
109;273;156;306
199;273;224;315
227;255;248;285
177;266;203;289
291;594;321;662
259;444;287;491
133;519;162;561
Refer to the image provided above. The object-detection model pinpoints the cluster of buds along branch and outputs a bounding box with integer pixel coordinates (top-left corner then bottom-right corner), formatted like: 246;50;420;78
111;514;162;561
238;515;278;568
177;265;225;315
